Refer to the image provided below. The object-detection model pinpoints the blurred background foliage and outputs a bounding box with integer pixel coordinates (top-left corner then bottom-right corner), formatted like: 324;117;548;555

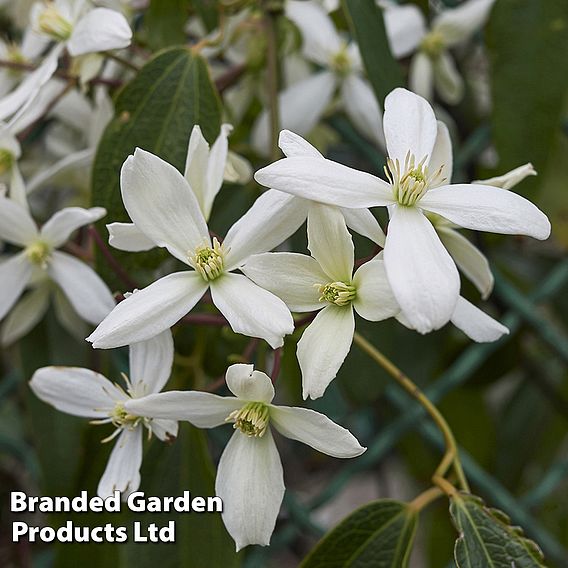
1;0;567;567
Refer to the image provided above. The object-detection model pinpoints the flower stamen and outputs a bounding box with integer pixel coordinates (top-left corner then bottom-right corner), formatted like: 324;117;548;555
37;2;73;41
0;149;14;175
25;241;52;269
189;237;225;281
316;281;356;306
226;402;269;437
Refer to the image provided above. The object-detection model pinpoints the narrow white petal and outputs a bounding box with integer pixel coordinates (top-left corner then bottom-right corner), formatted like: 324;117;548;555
150;418;178;442
297;305;355;400
0;253;32;320
352;258;399;321
204;124;232;219
87;272;207;349
428;121;453;187
1;285;50;346
242;252;328;312
29;366;124;418
226;364;275;403
40;207;106;248
107;222;156;252
129;329;174;396
279;129;323;158
341;75;385;149
184;125;209;215
125;391;242;427
437;227;494;299
420;184;551;240
383;87;438;165
384;206;459;332
223;189;307;270
67;8;132;56
270;405;365;458
474;163;537;190
251;72;336;156
0;195;38;245
210;273;294;349
433;0;495;46
255;157;393;209
450;296;509;342
216;429;284;551
384;3;427;58
408;52;434;103
224;151;252;184
433;52;464;105
121;149;210;264
341;208;386;246
307;203;354;282
9;164;28;211
49;251;115;325
53;288;87;341
97;427;142;499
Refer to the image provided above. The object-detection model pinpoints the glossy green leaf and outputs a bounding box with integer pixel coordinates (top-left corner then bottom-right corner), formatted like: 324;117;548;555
91;47;222;290
487;0;568;193
450;492;546;568
342;0;404;105
300;499;417;567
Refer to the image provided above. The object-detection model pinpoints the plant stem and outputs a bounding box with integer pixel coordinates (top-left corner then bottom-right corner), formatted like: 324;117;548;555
408;486;444;512
352;331;470;492
104;51;140;72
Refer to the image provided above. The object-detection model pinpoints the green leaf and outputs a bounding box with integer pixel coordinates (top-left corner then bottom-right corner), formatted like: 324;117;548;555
342;0;404;105
449;492;547;568
91;47;222;290
300;499;417;567
142;0;191;51
487;0;568;193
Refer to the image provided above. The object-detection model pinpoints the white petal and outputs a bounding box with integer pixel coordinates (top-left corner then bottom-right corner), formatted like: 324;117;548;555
150;418;178;442
383;87;438;165
279;129;323;158
433;0;495;46
9;164;27;211
29;366;124;418
341;75;385;150
1;285;50;346
121;149;210;264
0;253;32;320
297;305;354;400
0;195;37;245
433;52;464;105
204;124;232;219
184;124;210;217
270;405;365;458
124;391;242;428
40;207;106;248
341;208;386;246
437;226;494;299
49;251;115;325
474;163;537;190
67;8;132;56
286;0;341;65
384;3;427;58
87;272;208;349
255;157;394;209
384;205;459;332
97;427;142;499
408;52;434;103
352;258;399;321
420;184;551;240
223;190;307;270
210;273;294;349
53;287;87;341
107;222;156;252
251;72;336;156
226;364;275;403
129;329;174;396
307;203;354;282
242;252;328;312
216;429;284;551
224;151;252;184
429;121;453;187
450;296;509;342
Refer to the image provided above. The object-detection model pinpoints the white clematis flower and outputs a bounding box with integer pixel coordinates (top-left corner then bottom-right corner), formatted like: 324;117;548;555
29;330;178;498
243;203;398;399
0;196;115;334
254;88;551;334
123;363;366;550
88;147;298;350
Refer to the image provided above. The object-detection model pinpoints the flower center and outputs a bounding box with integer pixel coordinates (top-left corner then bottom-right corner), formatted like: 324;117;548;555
0;149;14;175
25;241;52;269
5;44;27;76
189;237;225;281
384;151;445;207
317;281;356;306
109;402;142;430
420;31;445;58
37;3;73;41
226;402;269;438
330;46;351;76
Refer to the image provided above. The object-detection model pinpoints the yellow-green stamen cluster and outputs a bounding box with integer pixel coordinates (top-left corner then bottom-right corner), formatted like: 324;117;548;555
330;46;351;76
109;403;142;430
226;402;270;438
190;237;225;281
385;151;445;207
25;241;52;269
0;149;14;175
317;281;356;306
420;31;445;58
37;3;73;41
